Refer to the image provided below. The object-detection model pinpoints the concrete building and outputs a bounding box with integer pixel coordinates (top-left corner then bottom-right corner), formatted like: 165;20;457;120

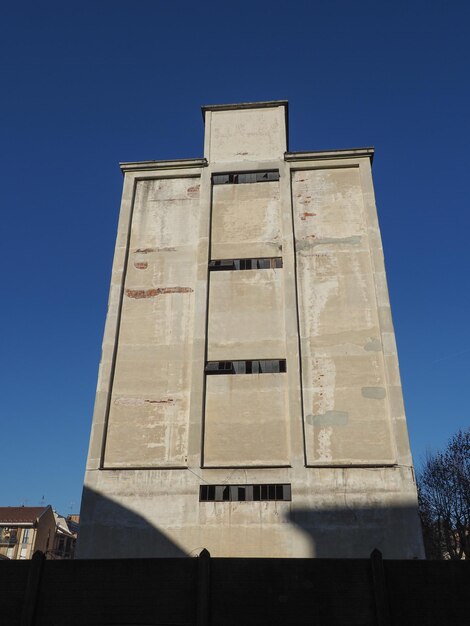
78;101;424;559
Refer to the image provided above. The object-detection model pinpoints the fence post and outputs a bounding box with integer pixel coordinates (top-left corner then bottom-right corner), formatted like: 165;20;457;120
370;548;391;626
196;548;211;626
21;550;45;626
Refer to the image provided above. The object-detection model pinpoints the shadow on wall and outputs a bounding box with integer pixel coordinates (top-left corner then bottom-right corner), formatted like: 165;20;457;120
77;486;424;559
287;504;424;559
76;486;186;558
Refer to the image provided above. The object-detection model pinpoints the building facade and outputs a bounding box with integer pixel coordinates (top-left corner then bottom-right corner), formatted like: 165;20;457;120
0;506;73;560
78;101;424;558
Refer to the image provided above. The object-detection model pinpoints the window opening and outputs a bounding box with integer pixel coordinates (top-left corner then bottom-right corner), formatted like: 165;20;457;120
209;257;282;271
205;359;286;375
212;171;279;185
200;484;291;502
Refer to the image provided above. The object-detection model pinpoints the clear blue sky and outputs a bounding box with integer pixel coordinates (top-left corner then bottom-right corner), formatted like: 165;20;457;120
1;1;469;515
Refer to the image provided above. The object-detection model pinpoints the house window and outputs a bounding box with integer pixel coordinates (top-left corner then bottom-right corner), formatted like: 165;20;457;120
22;529;30;544
209;258;282;271
205;359;286;375
200;484;291;502
0;528;17;546
212;171;279;185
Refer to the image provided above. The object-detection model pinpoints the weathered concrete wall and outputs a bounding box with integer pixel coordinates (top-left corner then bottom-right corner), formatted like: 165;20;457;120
205;105;286;163
103;177;200;468
207;268;285;360
79;464;422;558
204;373;289;466
211;181;281;259
292;168;394;465
79;102;423;560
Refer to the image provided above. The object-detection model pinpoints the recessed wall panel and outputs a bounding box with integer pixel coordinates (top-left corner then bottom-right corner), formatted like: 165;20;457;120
211;181;281;260
292;168;395;465
203;374;289;466
103;178;200;467
207;269;286;361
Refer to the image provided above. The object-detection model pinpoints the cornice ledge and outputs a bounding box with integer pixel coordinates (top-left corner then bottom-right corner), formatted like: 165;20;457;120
285;147;374;163
201;100;288;120
120;158;208;173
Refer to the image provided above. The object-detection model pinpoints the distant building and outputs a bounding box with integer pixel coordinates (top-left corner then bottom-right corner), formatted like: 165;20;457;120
0;506;78;560
0;506;56;560
50;512;78;560
79;100;424;559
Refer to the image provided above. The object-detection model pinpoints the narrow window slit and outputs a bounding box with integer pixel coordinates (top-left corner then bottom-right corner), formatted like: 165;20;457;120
205;360;287;375
209;257;282;271
212;171;279;185
199;484;291;502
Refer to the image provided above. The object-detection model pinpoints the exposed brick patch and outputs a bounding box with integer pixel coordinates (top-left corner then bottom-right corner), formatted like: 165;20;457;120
300;212;317;220
134;262;148;270
114;396;176;406
187;184;200;198
136;247;177;253
125;287;193;299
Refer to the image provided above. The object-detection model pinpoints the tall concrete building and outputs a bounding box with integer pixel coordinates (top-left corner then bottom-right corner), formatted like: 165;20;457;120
78;101;424;559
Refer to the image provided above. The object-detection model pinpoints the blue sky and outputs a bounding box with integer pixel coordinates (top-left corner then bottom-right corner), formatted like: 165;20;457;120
1;1;469;514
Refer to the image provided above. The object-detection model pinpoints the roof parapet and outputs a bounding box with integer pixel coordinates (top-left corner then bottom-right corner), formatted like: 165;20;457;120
120;158;207;173
201;100;288;121
285;147;374;163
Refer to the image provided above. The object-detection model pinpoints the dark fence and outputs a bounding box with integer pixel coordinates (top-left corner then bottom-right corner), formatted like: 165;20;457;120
1;549;468;626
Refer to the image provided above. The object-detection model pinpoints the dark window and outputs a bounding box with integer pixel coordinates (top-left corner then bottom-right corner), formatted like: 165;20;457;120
209;257;282;271
0;528;18;546
208;259;237;271
232;361;246;374
205;361;235;374
205;360;287;375
212;171;279;185
200;484;291;502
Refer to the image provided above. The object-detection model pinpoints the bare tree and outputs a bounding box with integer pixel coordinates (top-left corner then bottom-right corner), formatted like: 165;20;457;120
418;428;470;559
